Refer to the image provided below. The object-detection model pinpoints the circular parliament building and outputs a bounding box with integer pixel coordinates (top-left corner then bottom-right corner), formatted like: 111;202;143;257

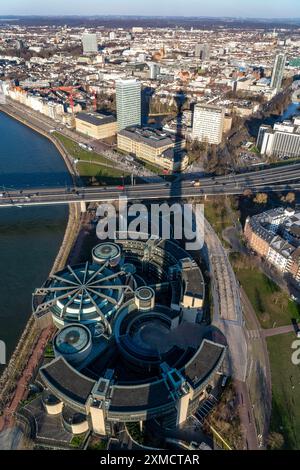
31;237;226;438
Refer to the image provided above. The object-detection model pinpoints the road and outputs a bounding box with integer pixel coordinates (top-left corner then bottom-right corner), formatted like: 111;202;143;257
0;159;300;207
203;219;260;449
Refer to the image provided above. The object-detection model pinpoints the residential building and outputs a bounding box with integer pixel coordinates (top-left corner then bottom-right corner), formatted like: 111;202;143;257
244;208;300;283
192;104;225;145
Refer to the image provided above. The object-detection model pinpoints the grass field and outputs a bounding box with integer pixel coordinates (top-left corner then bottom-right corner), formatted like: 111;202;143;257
204;198;233;239
267;333;300;449
230;254;300;329
54;132;129;184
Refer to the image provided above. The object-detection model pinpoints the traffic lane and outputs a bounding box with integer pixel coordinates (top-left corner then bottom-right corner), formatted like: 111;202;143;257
1;183;300;207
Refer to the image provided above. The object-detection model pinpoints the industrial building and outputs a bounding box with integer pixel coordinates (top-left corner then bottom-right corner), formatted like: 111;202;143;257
75;112;117;139
117;126;188;172
29;236;226;440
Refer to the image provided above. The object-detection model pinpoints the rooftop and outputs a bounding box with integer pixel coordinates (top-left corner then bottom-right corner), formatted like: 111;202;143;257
118;126;183;149
76;112;116;126
40;357;96;406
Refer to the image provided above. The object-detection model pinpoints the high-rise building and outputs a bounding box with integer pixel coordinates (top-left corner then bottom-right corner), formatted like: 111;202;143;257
271;53;286;91
116;79;141;131
258;120;300;158
149;63;160;80
192;104;225;145
195;43;210;61
82;33;98;54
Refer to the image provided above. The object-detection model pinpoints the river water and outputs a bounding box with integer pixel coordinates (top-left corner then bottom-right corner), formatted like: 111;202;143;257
0;112;71;372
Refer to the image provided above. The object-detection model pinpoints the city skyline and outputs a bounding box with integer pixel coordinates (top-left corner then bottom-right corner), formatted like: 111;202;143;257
0;0;299;19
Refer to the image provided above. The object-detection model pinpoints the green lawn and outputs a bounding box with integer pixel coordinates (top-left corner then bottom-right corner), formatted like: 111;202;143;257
54;132;116;166
267;333;300;449
231;254;300;329
77;162;130;186
53;132;130;185
204;199;232;238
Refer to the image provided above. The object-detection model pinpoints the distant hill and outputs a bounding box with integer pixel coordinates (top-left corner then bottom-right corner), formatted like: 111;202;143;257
0;15;300;29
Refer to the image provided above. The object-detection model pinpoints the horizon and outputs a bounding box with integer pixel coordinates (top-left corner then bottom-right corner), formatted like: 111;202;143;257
0;0;298;20
0;14;299;20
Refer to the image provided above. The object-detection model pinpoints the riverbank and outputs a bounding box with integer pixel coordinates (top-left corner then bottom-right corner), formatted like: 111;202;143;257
0;105;84;433
0;202;82;430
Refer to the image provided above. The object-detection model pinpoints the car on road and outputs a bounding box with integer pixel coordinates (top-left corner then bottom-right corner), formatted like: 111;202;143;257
117;185;125;190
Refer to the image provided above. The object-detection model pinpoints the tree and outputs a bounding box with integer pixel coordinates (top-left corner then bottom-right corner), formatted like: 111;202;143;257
253;193;268;205
267;432;285;450
243;189;253;197
281;192;296;204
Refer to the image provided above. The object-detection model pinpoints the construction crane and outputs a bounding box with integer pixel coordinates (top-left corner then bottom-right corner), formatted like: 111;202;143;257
37;85;81;111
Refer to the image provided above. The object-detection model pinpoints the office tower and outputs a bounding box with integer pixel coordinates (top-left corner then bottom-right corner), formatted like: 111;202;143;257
82;33;98;54
271;53;286;91
149;63;160;80
195;43;210;60
192;104;225;145
116;79;141;131
256;125;271;151
109;31;116;41
259;120;300;158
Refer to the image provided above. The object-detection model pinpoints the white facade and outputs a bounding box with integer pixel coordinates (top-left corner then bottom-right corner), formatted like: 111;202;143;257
271;53;286;91
82;33;98;54
116;79;141;131
192;104;225;145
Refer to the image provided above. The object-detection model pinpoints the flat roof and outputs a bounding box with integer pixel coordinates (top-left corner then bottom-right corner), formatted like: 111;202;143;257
76;112;116;126
40;357;96;405
183;340;225;388
109;380;172;412
118;126;183;149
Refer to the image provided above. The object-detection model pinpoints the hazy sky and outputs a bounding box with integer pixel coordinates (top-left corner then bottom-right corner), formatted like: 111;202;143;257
0;0;298;19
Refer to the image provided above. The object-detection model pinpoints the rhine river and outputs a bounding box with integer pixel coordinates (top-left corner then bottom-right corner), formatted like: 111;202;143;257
0;112;71;372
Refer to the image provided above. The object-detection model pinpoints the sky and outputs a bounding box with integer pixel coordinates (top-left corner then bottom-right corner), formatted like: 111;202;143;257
0;0;299;19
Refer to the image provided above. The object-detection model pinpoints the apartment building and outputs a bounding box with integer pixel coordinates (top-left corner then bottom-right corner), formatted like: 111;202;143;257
192;104;225;145
244;208;300;282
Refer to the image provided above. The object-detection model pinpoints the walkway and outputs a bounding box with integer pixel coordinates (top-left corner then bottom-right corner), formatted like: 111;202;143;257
263;324;299;338
203;219;258;449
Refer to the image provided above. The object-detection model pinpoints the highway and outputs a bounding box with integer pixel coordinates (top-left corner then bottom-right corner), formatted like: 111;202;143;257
0;161;300;207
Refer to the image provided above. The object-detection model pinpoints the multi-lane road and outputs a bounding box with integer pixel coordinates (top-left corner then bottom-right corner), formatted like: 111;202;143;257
0;161;300;207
